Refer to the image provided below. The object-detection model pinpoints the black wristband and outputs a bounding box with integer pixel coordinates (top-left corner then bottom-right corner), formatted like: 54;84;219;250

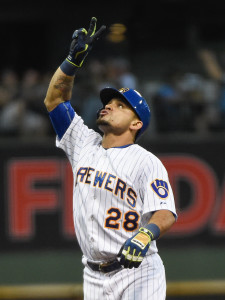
60;59;78;76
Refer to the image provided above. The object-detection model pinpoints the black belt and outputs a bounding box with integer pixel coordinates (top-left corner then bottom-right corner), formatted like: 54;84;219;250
87;260;122;273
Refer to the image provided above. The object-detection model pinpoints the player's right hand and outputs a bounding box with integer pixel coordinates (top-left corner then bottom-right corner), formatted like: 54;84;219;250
66;17;106;68
117;227;152;269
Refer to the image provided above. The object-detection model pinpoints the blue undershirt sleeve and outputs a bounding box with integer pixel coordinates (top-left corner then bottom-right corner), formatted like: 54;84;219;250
49;101;75;140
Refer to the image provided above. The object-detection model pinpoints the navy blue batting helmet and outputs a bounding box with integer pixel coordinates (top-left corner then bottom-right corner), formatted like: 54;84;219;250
99;87;151;139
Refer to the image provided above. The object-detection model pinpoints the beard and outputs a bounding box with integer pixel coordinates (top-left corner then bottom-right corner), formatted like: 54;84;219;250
96;118;110;127
96;118;112;133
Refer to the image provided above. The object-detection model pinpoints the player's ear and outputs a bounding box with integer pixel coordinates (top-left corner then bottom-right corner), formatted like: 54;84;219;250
130;120;143;131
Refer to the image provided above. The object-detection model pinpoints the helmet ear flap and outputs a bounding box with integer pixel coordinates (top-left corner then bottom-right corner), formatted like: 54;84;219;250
96;107;104;119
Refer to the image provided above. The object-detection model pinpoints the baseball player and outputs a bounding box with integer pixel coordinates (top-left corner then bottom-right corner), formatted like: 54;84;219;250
44;17;177;300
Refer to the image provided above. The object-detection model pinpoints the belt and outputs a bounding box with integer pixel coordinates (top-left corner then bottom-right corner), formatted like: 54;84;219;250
87;260;122;273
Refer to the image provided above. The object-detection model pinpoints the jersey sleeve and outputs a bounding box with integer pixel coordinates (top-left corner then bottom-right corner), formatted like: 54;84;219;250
141;155;177;219
49;101;75;140
56;112;100;169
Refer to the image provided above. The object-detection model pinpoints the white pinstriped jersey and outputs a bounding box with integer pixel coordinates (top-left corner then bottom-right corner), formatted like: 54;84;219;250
57;113;177;263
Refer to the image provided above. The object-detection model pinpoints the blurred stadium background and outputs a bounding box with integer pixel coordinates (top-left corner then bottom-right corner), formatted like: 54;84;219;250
0;0;225;299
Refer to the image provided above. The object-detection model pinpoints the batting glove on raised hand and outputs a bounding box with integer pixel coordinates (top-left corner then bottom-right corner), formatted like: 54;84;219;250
117;227;155;269
60;17;106;75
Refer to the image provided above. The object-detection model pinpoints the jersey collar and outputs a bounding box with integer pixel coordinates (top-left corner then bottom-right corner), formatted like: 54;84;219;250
103;144;133;149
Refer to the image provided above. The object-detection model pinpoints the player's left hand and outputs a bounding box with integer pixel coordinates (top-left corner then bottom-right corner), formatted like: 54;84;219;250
117;227;153;269
67;17;106;68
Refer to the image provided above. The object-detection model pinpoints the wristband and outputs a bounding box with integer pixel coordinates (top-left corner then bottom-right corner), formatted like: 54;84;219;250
60;59;78;76
144;223;160;240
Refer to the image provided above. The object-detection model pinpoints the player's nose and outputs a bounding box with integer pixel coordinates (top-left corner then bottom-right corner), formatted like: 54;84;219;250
105;103;113;110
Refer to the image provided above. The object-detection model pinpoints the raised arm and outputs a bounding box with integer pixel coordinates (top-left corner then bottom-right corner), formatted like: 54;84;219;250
44;68;74;112
44;17;106;112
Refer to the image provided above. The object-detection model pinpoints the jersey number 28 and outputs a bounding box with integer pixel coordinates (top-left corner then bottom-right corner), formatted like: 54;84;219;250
105;207;140;232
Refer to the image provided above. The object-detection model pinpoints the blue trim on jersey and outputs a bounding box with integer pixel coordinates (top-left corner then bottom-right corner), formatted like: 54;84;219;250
112;144;133;148
104;144;133;149
49;101;75;139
